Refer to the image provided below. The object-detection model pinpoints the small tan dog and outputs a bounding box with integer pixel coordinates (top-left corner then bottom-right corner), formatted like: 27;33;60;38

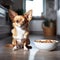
7;9;32;50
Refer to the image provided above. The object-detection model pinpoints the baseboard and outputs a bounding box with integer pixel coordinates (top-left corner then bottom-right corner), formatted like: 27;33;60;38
30;31;43;35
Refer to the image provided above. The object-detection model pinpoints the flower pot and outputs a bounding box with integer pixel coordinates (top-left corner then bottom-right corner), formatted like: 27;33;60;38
42;25;56;37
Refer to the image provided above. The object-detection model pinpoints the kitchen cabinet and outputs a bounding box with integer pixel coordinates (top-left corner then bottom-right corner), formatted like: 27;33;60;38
29;20;44;34
0;5;11;34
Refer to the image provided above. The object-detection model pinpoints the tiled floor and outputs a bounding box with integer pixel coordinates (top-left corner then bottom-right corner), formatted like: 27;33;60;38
0;34;60;60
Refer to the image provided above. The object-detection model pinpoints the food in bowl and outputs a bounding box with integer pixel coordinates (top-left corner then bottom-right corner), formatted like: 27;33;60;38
34;40;58;51
35;40;57;43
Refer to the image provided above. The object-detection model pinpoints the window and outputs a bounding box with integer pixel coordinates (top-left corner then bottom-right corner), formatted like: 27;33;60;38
26;0;43;17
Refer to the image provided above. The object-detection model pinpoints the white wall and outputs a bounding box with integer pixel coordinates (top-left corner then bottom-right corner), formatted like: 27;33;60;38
26;0;43;16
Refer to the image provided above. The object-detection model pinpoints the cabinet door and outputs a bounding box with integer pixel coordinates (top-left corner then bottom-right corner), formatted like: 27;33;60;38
58;0;60;9
29;20;43;31
57;9;60;35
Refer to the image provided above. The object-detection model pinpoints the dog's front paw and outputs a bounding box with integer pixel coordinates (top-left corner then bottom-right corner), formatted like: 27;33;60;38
12;46;18;51
24;43;28;50
24;45;28;50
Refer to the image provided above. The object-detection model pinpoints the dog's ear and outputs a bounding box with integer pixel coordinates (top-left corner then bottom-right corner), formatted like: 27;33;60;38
8;9;18;21
24;10;32;22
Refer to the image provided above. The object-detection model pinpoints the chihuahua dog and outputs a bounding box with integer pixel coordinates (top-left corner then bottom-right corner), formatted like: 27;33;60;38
7;9;32;50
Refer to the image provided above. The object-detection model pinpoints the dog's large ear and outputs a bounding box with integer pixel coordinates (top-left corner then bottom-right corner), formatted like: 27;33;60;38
24;10;32;22
8;9;18;21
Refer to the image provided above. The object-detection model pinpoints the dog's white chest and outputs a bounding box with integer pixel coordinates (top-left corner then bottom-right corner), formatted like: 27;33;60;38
16;26;25;40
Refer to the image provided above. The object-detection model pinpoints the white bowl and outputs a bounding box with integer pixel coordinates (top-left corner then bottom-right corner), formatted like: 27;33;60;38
34;40;58;51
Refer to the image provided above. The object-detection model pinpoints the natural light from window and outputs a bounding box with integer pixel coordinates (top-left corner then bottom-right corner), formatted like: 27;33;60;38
26;0;43;17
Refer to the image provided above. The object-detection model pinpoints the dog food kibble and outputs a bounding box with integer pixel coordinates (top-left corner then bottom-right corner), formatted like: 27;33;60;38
35;40;55;43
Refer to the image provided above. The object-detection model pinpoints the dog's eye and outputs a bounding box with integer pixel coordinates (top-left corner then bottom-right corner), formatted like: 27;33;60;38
16;20;19;23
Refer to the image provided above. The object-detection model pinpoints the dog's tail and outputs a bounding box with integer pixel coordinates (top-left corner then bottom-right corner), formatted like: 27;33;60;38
5;44;14;48
5;40;17;48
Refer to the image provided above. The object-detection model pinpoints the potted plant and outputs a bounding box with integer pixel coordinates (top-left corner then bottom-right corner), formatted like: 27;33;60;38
42;19;56;37
16;9;24;15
